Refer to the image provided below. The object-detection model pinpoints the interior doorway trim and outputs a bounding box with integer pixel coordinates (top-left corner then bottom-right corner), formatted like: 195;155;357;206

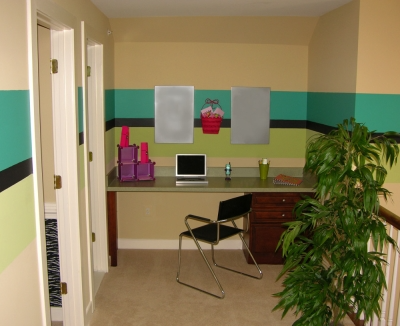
28;0;85;324
81;22;108;274
81;21;108;318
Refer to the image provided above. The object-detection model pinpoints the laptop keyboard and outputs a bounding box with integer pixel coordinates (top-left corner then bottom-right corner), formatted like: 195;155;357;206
176;178;206;182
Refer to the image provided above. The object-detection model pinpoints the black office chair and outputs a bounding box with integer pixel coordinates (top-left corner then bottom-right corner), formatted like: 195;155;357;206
176;193;263;299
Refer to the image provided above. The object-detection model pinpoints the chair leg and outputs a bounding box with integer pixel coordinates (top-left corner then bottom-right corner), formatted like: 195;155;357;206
176;234;225;299
211;234;263;280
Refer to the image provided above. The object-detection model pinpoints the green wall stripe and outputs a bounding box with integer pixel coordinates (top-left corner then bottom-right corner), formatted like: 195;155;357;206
355;94;400;133
0;90;31;171
0;175;36;274
307;92;356;127
271;91;307;120
115;89;154;119
114;89;308;120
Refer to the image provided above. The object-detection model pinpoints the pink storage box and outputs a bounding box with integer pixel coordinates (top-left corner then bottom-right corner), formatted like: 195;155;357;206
118;163;138;182
137;161;156;181
118;144;138;164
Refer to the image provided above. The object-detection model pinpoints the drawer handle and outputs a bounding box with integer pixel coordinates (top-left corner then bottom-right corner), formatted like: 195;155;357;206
282;213;285;217
282;199;286;202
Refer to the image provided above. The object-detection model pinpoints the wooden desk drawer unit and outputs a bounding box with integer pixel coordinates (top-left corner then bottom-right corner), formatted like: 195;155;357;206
243;192;313;264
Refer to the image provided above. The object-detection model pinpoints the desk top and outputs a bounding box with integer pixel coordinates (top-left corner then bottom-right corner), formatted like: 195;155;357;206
107;167;316;193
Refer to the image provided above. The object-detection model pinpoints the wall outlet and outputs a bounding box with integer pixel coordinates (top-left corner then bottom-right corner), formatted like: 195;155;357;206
145;208;150;215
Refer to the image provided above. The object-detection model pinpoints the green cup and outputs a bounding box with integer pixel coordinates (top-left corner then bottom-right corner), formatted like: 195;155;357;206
259;163;269;180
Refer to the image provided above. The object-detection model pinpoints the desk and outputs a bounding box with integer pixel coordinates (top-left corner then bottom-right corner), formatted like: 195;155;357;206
107;168;315;266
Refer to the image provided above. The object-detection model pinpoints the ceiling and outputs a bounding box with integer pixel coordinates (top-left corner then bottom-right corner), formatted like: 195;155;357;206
90;0;353;18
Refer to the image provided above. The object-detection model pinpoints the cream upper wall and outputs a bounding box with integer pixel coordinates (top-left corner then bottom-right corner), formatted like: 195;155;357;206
0;0;29;90
53;0;115;88
356;0;400;94
308;0;360;93
0;241;43;326
112;16;315;91
115;42;309;91
38;25;56;204
110;16;318;45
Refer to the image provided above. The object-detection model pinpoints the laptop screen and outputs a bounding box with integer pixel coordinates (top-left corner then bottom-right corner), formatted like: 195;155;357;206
176;154;207;178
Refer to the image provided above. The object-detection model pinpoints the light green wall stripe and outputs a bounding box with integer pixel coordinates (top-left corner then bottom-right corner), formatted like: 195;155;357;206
79;145;85;190
78;87;84;133
385;164;400;183
114;127;307;158
355;94;400;132
0;90;31;171
106;128;116;169
0;176;35;274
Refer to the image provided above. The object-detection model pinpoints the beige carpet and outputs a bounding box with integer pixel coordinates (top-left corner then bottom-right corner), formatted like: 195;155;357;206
89;249;354;326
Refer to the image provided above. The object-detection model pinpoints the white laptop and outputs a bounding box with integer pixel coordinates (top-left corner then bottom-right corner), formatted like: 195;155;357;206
175;154;208;185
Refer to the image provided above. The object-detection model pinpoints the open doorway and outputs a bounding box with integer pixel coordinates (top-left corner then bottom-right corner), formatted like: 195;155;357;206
37;23;62;323
29;2;87;324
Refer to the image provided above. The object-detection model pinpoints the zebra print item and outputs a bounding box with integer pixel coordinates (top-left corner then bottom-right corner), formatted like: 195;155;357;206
45;218;62;307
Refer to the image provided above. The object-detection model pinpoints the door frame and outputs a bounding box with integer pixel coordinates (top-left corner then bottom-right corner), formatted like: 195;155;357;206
81;21;108;314
81;22;108;274
28;0;84;324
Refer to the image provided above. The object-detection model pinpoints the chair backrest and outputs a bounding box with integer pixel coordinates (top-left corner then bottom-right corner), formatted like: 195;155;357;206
217;194;253;221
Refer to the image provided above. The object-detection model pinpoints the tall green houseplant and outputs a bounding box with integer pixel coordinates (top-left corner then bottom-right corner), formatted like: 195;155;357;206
273;118;400;325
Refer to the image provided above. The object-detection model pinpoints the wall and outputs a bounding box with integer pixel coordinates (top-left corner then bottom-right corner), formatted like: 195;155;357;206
0;0;43;324
307;0;360;126
110;16;317;243
307;0;400;212
356;0;400;214
0;0;114;324
110;6;400;245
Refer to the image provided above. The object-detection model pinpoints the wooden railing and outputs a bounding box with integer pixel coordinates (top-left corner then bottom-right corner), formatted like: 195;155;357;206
350;206;400;326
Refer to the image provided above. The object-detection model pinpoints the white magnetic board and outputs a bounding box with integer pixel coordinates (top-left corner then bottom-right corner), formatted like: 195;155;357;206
231;87;270;144
155;86;194;143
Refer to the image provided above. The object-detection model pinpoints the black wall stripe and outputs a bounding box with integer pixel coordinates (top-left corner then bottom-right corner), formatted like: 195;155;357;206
0;158;33;193
45;219;62;307
306;121;337;134
115;118;154;127
270;120;307;128
106;119;115;131
110;118;307;129
79;132;84;145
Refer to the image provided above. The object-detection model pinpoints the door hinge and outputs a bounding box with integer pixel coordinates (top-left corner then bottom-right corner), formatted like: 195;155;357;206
60;282;68;295
92;232;96;242
89;151;93;162
87;65;91;77
50;59;58;74
54;175;62;189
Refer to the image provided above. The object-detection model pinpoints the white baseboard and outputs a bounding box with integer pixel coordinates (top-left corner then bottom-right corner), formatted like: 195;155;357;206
118;239;243;250
44;202;57;219
51;307;63;321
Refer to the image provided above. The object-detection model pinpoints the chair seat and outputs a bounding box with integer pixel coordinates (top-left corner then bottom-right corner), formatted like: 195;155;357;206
181;224;243;243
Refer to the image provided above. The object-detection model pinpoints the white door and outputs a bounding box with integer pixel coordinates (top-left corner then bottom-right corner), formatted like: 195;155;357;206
81;22;108;303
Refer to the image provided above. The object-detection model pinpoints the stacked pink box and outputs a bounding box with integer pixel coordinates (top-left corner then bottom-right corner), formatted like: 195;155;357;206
117;143;155;182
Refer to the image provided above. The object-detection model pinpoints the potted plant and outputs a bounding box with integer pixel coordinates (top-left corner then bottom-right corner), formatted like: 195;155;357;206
273;118;400;326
